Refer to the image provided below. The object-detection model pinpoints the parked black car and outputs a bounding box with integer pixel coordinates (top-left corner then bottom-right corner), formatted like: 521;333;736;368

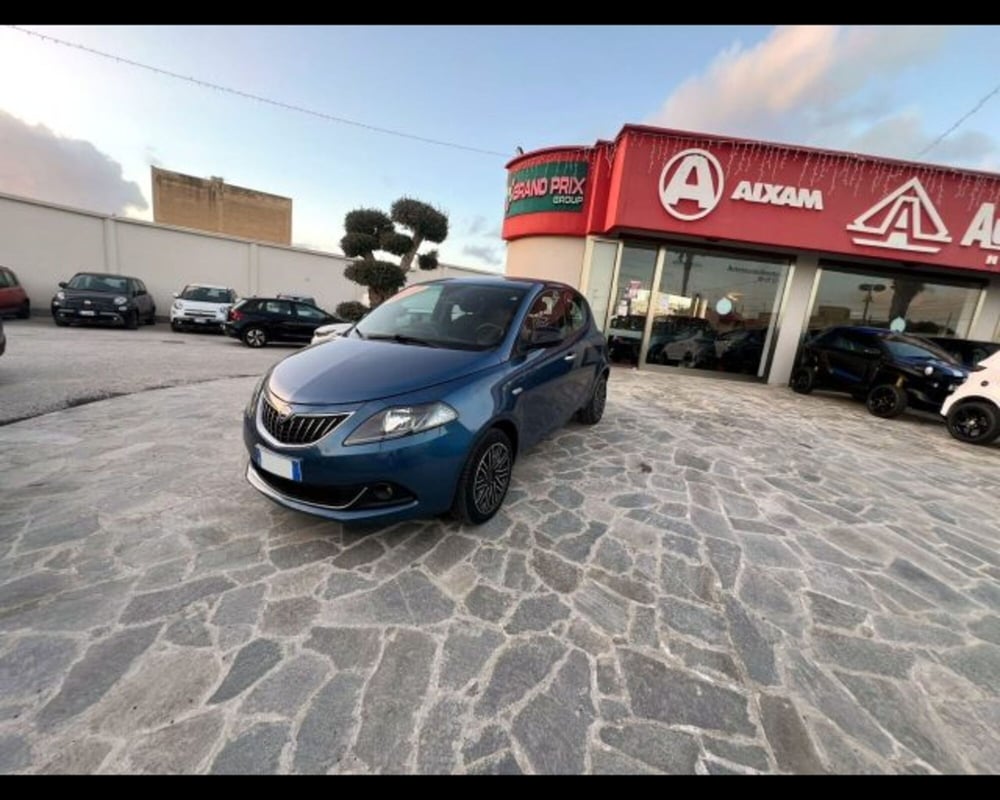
51;272;156;329
920;336;1000;369
224;297;344;348
790;325;968;418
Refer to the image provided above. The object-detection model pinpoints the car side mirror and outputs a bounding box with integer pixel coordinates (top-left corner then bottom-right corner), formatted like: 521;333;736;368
172;292;179;298
529;326;564;348
58;281;67;289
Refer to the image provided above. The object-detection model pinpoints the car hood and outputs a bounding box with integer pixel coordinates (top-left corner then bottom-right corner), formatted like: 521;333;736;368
268;336;500;405
896;355;967;377
56;289;124;302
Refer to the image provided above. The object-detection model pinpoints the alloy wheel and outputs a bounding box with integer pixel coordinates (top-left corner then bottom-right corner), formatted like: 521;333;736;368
953;406;990;439
245;328;266;347
472;442;511;516
869;386;895;415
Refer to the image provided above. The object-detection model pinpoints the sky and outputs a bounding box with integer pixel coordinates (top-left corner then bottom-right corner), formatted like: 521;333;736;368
1;25;999;272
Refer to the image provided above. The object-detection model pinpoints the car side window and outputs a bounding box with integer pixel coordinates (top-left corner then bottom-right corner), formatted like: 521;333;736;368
520;289;562;341
565;291;587;335
240;300;259;313
0;270;10;288
263;300;292;315
294;304;326;320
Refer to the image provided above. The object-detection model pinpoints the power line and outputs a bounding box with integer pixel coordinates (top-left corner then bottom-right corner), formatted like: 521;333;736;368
915;80;1000;159
7;25;510;158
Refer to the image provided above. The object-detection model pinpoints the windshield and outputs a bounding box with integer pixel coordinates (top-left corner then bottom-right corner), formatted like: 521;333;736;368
354;282;528;350
882;336;960;363
181;286;234;303
67;274;128;293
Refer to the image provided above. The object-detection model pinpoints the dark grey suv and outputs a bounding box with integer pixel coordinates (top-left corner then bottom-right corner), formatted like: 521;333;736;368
51;272;157;329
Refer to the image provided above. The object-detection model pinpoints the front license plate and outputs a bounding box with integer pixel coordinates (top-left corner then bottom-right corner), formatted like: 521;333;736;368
194;318;207;323
255;445;301;481
79;310;96;316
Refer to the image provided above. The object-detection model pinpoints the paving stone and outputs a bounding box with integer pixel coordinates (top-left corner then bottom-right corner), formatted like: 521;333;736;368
505;593;571;634
20;514;100;551
0;635;77;698
120;576;235;624
858;572;935;612
669;639;741;682
758;693;826;774
619;649;754;735
940;644;1000;693
241;652;328;716
466;751;522;774
835;671;964;773
739;566;797;616
704;537;741;591
590;746;655;774
567;617;611;656
332;538;385;569
471;546;506;583
0;572;70;614
574;580;631;635
211;583;266;626
887;558;974;611
805;592;867;628
464;584;514;623
268;539;339;570
554;522;606;563
969;615;1000;647
440;626;504;690
512;692;589;774
39;739;112;775
424;535;477;575
417;697;465;774
354;629;436;773
195;538;262;572
740;534;803;569
723;598;778;685
293;672;364;774
872;616;964;648
37;623;160;731
600;723;700;773
208;638;283;704
463;725;510;765
661;554;718;605
0;734;30;773
503;552;537;591
530;550;581;594
126;711;224;773
593;538;632;574
211;723;288;775
330;570;454;625
813;630;915;678
702;736;770;771
305;626;381;671
4;577;134;632
260;596;320;636
165;615;213;647
476;636;565;716
810;719;886;775
550;485;584;509
549;649;595;719
659;597;729;647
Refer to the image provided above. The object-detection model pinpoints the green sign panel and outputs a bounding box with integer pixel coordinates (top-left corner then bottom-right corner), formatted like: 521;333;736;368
505;160;588;218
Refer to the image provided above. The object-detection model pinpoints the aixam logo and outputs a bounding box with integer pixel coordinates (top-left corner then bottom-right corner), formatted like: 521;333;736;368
847;177;952;254
659;149;724;221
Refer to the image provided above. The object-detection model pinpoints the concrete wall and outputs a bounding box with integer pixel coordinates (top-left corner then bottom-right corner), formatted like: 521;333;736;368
0;192;501;319
506;236;586;288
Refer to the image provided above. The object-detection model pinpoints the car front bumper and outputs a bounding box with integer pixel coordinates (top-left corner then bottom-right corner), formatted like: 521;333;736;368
172;313;225;327
242;407;473;523
52;306;128;324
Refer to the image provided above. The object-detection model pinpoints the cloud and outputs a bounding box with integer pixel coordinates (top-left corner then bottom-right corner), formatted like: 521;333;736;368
462;243;503;266
649;26;997;167
0;109;147;214
466;215;489;235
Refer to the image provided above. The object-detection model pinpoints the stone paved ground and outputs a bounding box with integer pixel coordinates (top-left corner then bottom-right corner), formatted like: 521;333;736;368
0;366;999;774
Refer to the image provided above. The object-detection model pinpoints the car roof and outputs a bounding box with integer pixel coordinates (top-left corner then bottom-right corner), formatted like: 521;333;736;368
71;271;140;280
183;283;233;290
423;275;564;291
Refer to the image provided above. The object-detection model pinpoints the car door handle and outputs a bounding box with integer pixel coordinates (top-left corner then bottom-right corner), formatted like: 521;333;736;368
563;354;576;362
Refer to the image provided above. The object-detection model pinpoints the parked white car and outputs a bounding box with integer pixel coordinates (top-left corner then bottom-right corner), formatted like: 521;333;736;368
170;284;238;331
941;349;1000;445
311;321;354;345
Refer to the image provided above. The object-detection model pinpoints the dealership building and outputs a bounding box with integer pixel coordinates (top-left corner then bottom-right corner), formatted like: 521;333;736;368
502;124;1000;384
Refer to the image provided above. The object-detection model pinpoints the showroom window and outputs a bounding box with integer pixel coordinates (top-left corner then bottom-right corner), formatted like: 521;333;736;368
643;246;790;377
808;264;984;339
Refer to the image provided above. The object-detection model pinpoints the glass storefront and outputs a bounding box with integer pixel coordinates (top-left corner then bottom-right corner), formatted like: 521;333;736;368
592;239;791;377
807;263;984;339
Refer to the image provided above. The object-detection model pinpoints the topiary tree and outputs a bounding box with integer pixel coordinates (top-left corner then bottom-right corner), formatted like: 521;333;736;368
335;301;368;323
339;198;448;308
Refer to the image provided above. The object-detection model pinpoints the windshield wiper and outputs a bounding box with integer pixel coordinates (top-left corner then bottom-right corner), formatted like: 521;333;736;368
364;333;441;348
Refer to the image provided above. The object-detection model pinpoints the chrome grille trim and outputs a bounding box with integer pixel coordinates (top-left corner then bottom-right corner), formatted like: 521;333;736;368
257;393;351;448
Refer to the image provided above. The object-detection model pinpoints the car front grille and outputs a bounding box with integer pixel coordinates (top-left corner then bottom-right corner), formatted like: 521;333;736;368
260;395;348;445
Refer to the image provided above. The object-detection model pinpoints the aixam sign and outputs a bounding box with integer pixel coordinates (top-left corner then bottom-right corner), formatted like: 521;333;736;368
658;148;824;221
505;160;588;218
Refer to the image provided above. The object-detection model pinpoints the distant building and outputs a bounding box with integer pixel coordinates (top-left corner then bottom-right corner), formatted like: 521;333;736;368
151;166;292;245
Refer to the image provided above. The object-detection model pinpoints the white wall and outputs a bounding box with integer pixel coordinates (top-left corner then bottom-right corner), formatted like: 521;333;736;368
0;191;503;317
505;236;586;288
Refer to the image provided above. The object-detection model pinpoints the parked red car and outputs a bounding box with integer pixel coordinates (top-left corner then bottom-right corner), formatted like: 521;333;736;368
0;266;30;318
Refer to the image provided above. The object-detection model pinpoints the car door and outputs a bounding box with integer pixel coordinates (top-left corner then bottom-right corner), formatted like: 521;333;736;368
0;269;13;314
511;289;580;448
559;289;601;412
291;303;330;342
824;331;881;390
260;300;295;341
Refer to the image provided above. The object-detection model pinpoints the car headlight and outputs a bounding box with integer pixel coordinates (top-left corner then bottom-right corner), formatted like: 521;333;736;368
114;296;128;306
344;402;458;446
173;301;184;311
55;291;65;301
246;375;268;416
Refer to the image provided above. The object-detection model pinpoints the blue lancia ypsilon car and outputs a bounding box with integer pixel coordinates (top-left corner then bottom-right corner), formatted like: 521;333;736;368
243;277;610;525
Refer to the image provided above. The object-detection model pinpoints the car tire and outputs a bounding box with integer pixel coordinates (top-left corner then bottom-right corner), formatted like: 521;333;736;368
53;316;69;327
946;400;1000;445
124;310;139;330
790;367;815;394
577;372;608;425
866;383;907;418
171;320;182;332
17;300;30;319
146;310;156;325
243;326;268;348
451;428;514;525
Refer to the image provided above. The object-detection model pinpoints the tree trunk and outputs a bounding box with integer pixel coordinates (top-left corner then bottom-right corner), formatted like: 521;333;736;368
399;235;424;271
888;279;925;323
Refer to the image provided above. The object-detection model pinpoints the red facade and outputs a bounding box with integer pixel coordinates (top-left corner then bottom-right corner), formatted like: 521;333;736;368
502;125;1000;275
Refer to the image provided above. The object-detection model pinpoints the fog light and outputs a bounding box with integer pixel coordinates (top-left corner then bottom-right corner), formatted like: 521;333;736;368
371;483;394;502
